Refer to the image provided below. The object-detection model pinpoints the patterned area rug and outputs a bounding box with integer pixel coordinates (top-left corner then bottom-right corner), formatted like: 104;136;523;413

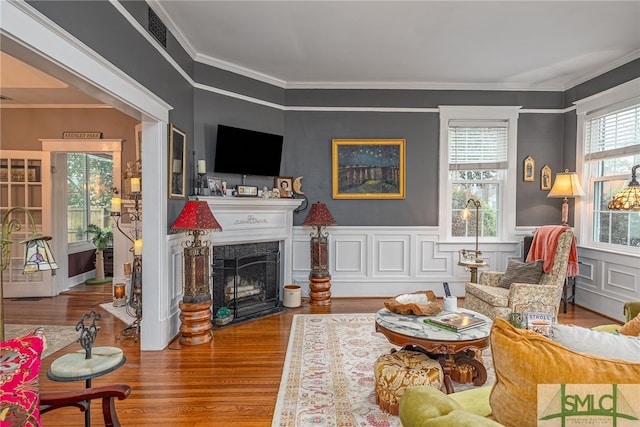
5;324;78;359
272;313;495;427
99;302;137;325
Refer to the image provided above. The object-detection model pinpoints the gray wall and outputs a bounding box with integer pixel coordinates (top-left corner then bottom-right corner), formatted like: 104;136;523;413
25;1;640;229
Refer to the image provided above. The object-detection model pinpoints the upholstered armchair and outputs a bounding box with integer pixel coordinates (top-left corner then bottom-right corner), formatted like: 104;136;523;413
464;228;574;320
1;328;131;427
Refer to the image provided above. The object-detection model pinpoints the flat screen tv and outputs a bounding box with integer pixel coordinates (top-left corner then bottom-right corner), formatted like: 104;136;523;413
213;124;283;177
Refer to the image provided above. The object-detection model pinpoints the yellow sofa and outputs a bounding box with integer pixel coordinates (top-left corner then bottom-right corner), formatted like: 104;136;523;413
399;317;640;427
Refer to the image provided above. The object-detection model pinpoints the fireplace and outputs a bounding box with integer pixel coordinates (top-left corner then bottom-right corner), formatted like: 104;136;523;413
213;242;280;321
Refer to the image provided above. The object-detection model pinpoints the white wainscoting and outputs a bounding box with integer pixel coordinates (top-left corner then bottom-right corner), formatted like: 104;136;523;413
292;226;528;298
575;247;640;322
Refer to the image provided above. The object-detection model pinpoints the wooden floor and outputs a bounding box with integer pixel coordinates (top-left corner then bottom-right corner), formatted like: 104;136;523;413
4;283;617;427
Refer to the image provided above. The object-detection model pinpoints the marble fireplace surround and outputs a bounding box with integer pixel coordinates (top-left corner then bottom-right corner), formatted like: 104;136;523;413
201;196;303;298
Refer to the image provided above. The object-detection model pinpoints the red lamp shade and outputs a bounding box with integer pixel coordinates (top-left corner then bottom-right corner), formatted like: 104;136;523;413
170;200;222;231
303;202;337;226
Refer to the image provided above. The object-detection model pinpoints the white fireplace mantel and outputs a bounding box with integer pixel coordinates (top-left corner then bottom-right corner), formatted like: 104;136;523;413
199;196;303;288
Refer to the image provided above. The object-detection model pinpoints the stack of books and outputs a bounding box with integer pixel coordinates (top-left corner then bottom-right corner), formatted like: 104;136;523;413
423;311;486;332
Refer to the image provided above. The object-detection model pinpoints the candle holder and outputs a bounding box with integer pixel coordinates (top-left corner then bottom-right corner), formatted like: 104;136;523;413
113;282;127;307
197;172;207;196
110;186;143;342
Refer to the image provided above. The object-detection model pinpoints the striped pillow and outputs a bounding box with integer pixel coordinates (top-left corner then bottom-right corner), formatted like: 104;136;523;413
497;259;544;289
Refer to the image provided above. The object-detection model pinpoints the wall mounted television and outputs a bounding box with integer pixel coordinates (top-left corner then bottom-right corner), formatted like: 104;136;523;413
213;124;283;177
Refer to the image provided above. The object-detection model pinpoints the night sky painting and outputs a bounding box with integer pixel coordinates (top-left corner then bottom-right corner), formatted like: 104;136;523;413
332;139;405;199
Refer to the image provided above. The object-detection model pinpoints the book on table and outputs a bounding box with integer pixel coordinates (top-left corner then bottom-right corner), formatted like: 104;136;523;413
525;312;554;338
424;311;486;332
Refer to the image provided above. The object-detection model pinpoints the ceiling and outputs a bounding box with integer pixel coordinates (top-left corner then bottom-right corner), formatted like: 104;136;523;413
1;1;639;107
151;0;640;90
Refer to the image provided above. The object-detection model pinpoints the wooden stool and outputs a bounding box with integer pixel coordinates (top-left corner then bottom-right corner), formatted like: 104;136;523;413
373;350;444;415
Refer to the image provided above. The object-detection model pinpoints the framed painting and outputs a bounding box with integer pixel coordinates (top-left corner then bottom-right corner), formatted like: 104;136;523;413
332;139;405;199
523;156;535;182
541;165;552;190
169;124;186;199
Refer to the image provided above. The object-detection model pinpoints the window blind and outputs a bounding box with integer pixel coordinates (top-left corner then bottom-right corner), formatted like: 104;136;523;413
448;120;509;170
585;104;640;161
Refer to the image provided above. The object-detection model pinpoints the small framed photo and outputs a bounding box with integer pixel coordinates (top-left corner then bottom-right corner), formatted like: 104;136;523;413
541;165;552;190
274;176;293;198
523;156;535;182
207;176;224;196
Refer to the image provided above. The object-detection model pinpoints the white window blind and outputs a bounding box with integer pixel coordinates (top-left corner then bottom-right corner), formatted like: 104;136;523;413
585;104;640;161
448;120;509;170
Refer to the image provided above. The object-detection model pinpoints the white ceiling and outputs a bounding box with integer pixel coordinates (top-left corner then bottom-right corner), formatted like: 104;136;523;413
151;0;640;90
1;1;639;107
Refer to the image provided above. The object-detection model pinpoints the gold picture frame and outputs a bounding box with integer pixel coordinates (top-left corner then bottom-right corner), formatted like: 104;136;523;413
541;165;552;190
274;176;293;198
523;156;535;182
332;139;405;199
169;124;187;199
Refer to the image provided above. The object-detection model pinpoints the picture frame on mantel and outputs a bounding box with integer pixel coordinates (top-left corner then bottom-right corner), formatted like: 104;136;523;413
332;139;405;199
169;124;186;199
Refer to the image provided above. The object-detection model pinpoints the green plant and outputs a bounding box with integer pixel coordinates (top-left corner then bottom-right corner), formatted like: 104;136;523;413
85;224;113;252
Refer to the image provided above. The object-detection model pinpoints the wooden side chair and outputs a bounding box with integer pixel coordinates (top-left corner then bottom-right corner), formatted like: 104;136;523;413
1;327;131;427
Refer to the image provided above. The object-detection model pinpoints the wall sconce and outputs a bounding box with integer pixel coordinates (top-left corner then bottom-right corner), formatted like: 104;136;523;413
1;207;58;340
303;202;336;306
547;169;585;225
170;199;222;345
460;198;482;262
608;164;640;211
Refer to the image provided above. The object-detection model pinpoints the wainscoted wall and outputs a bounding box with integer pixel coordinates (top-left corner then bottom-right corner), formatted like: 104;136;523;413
575;247;639;322
291;226;533;298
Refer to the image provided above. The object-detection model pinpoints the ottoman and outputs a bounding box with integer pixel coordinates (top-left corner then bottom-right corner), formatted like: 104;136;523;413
374;349;444;415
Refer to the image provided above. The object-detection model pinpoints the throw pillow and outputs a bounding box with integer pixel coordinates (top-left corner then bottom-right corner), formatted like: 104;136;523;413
490;318;640;427
552;323;640;362
619;313;640;337
497;259;544;289
0;328;45;427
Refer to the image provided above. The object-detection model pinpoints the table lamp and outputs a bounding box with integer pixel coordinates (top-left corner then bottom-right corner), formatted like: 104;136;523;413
303;202;336;306
170;199;222;345
547;169;585;226
608;164;640;211
1;207;58;340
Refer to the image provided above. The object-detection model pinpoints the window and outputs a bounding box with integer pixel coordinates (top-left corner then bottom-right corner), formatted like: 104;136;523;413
439;106;519;241
583;103;640;249
67;153;113;243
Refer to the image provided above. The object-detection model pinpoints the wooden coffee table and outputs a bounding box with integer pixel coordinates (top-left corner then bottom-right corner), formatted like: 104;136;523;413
375;307;491;394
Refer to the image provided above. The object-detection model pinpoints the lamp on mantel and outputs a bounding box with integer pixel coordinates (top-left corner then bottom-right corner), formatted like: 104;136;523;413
170;199;222;345
1;207;58;341
547;169;585;226
608;164;640;211
303;202;337;306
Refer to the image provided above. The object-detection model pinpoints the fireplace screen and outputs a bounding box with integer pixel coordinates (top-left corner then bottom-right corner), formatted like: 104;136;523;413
213;242;280;320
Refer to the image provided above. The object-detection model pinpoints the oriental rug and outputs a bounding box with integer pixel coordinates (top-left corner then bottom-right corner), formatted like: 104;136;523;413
271;313;494;427
5;324;78;359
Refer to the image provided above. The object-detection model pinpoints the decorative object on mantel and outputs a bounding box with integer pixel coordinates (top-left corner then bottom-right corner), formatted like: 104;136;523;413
384;291;442;316
292;176;309;213
170;199;222;345
546;169;585;226
110;184;143;342
303;202;337;306
523;156;535;181
0;207;58;340
608;164;640;211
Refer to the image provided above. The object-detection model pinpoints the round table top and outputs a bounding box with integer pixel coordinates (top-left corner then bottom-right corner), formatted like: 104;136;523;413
375;307;491;342
47;346;126;382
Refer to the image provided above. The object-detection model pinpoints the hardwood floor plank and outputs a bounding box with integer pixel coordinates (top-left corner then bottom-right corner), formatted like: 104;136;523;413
3;285;618;426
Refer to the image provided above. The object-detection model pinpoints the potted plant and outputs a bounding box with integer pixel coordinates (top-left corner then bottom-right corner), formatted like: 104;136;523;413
85;224;113;281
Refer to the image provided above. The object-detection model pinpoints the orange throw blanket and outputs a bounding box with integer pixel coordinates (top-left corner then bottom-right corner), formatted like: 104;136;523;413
525;225;579;277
